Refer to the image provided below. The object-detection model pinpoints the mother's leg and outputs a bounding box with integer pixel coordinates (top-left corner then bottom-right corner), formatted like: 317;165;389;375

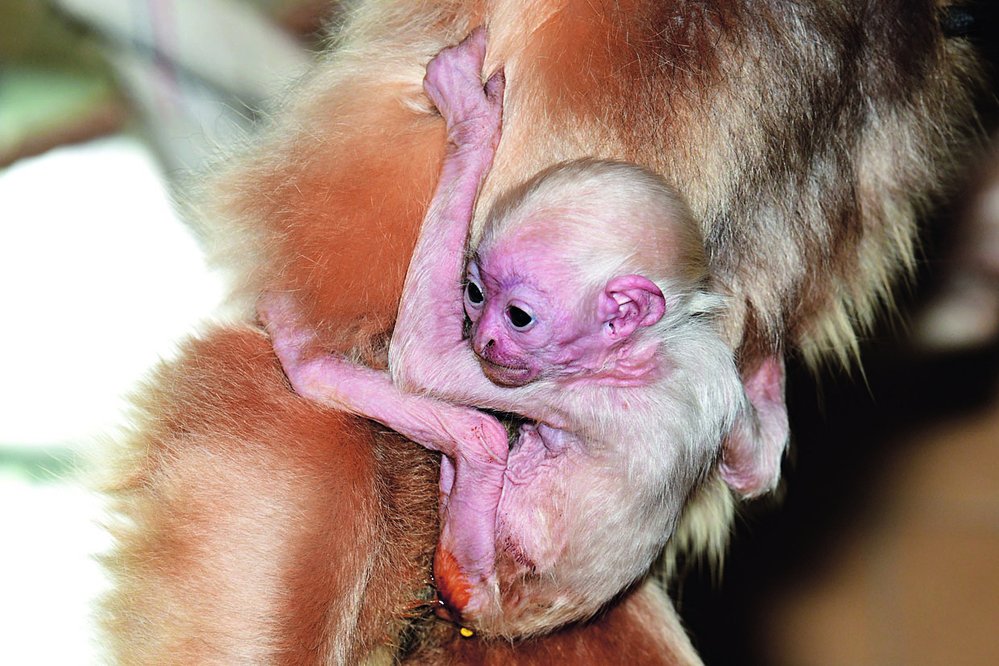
100;327;439;664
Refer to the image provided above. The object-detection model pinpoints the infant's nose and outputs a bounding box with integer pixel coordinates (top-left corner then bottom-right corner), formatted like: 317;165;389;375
473;337;495;357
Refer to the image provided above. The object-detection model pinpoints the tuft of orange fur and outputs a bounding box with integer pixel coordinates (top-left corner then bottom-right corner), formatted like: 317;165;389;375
102;0;982;662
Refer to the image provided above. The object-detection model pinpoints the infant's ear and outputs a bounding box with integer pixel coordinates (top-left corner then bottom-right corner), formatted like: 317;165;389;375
599;275;666;340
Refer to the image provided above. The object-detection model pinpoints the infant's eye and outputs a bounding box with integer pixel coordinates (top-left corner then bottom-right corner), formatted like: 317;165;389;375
506;305;533;329
465;281;485;305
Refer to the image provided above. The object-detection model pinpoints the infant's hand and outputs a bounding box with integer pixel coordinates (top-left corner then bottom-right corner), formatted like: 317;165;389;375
423;27;505;151
256;291;298;337
441;406;509;468
256;292;318;372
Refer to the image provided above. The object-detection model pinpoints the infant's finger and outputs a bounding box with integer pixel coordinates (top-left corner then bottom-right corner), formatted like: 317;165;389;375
484;67;505;104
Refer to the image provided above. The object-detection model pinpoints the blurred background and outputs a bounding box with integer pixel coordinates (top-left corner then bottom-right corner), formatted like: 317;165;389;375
0;2;996;664
0;2;328;663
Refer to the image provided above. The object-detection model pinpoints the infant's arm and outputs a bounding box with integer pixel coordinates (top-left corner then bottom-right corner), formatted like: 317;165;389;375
258;293;507;467
387;31;527;415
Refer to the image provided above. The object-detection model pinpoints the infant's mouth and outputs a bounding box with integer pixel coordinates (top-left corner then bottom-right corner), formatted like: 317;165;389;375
476;357;535;387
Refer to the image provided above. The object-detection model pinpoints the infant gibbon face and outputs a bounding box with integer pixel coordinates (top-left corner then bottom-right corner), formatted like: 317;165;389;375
463;228;666;388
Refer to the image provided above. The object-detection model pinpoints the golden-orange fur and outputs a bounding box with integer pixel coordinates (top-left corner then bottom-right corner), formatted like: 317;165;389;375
102;0;981;662
101;327;439;663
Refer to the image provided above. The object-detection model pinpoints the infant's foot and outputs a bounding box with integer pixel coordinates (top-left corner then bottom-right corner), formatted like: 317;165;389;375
433;546;498;626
